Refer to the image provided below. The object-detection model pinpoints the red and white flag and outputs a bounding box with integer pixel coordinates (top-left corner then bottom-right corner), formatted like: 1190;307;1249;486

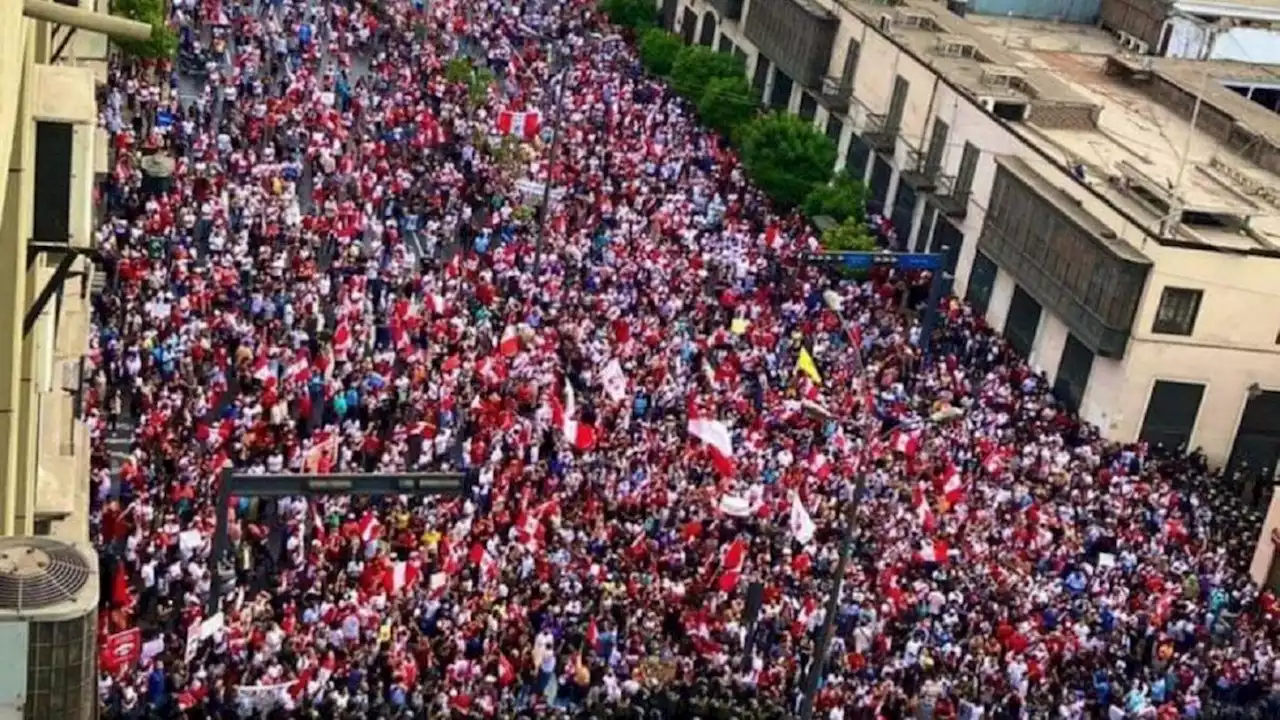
788;492;816;544
939;463;965;507
553;384;598;452
912;484;936;532
383;561;420;594
716;538;748;592
982;446;1012;475
890;428;921;457
499;325;521;357
332;321;352;354
496;110;541;140
425;293;447;316
497;654;516;687
358;514;383;543
252;357;275;383
688;415;735;477
914;539;950;564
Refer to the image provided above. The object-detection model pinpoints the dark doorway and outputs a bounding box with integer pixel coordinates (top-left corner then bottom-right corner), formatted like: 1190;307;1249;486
891;182;918;247
769;71;793;110
927;214;963;296
868;154;893;213
1139;380;1205;453
1227;389;1280;505
661;0;678;31
34;122;73;243
1004;286;1041;358
966;250;997;317
1053;334;1094;411
681;8;697;44
699;12;717;46
845;135;871;182
752;56;770;100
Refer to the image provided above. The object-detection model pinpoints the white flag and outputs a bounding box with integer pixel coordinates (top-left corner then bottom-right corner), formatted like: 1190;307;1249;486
601;359;629;402
789;492;816;544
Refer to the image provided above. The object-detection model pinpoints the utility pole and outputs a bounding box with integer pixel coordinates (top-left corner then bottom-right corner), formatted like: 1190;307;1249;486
531;51;569;282
797;476;866;720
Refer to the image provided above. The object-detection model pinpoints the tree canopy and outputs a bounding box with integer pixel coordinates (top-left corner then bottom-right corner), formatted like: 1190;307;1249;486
736;113;837;210
670;46;745;101
637;28;684;77
697;75;758;138
803;172;869;226
113;0;178;59
821;218;879;253
599;0;657;31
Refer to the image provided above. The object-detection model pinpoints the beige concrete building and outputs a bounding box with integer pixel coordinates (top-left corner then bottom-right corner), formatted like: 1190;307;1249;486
663;1;1280;486
0;1;147;546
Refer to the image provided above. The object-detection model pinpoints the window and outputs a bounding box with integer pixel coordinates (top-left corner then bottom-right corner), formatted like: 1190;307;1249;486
798;93;818;121
826;116;844;144
952;142;979;197
925;120;948;173
1152;287;1202;336
887;75;909;129
966;251;998;316
719;36;735;54
840;39;861;88
770;71;793;110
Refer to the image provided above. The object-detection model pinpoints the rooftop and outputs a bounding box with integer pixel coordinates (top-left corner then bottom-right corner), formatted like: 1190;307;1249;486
842;6;1280;251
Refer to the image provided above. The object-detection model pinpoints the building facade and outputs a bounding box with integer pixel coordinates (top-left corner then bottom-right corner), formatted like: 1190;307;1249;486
1101;0;1280;66
665;0;1280;487
0;1;146;545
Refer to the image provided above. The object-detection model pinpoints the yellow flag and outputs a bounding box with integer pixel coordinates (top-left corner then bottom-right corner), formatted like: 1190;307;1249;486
730;318;750;335
796;347;823;385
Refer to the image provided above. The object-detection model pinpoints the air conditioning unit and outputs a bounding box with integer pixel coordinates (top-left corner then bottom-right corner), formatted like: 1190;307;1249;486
0;537;99;720
879;13;894;33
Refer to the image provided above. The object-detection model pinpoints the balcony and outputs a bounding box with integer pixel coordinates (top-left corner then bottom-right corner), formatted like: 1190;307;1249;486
817;75;853;114
862;113;898;152
710;0;744;20
744;0;838;89
932;175;969;219
898;144;939;191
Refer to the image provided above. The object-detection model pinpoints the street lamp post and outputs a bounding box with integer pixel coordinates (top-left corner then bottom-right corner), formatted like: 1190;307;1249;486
797;475;866;720
531;60;569;281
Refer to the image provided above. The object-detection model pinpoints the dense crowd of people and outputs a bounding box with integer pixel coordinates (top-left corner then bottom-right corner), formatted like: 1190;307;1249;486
89;0;1280;718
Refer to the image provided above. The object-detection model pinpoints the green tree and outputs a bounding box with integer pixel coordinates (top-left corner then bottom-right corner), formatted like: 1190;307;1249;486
469;67;496;108
637;28;684;76
822;219;879;252
670;46;744;100
737;113;837;209
697;75;757;138
599;0;657;31
445;57;474;84
803;172;868;225
113;0;177;59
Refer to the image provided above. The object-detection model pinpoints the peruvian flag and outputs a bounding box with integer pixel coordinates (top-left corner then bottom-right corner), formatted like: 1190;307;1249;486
716;537;748;592
912;484;936;532
499;325;521;357
687;411;735;477
551;384;598;452
890;428;921;457
252;357;275;383
938;463;965;507
914;539;950;564
496;110;541;140
358;514;383;543
383;561;420;594
982;446;1012;475
332;321;352;354
425;293;447;316
285;351;311;385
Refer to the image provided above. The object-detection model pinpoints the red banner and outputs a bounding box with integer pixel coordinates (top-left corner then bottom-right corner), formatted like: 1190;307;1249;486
100;628;142;675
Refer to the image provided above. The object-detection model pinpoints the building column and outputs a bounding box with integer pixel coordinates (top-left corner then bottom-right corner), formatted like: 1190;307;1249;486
0;37;36;537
